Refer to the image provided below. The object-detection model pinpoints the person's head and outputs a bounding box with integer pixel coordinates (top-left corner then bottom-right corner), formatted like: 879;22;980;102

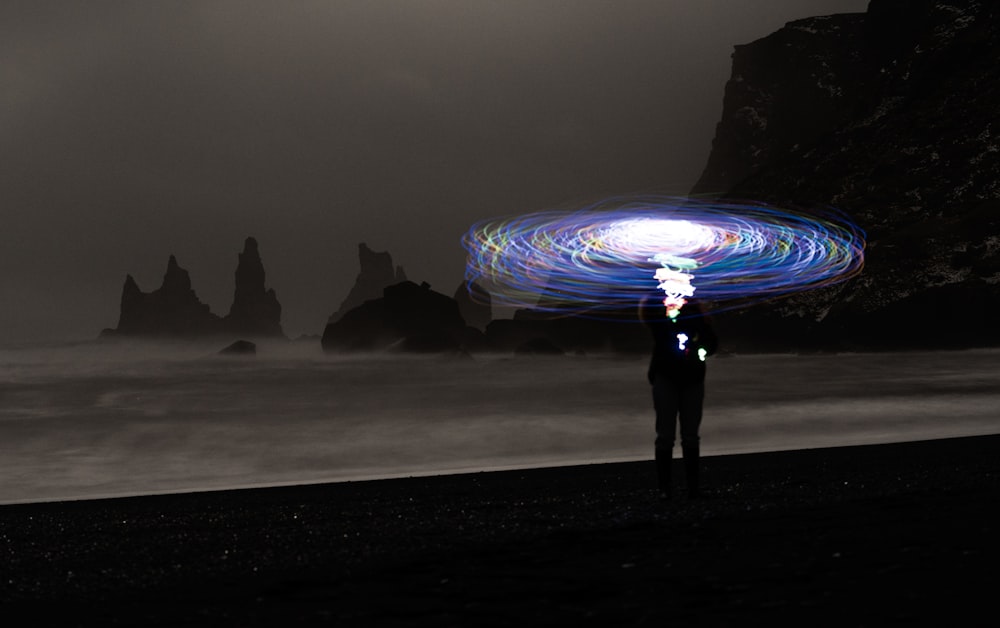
640;292;699;321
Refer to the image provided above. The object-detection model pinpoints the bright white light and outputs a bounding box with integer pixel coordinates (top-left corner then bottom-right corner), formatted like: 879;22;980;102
603;218;716;260
654;267;696;298
677;333;689;351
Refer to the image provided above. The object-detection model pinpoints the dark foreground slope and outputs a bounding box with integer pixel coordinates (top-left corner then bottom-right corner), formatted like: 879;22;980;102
2;434;997;626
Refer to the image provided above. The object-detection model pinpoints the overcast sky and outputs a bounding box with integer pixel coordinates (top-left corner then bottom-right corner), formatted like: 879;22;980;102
1;1;869;345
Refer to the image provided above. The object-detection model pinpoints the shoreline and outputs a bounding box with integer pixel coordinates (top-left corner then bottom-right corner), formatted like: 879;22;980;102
3;434;997;625
5;431;997;508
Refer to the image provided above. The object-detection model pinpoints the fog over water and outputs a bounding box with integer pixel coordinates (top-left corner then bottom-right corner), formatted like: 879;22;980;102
2;342;998;504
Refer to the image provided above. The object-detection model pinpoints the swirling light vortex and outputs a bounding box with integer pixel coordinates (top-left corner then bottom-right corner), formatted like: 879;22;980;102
462;196;866;318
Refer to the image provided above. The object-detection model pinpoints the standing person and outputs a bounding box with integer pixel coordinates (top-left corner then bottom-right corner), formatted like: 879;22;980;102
639;294;718;500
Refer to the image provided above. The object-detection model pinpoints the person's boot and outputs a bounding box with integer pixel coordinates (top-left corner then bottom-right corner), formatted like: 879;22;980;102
682;444;700;499
655;449;672;500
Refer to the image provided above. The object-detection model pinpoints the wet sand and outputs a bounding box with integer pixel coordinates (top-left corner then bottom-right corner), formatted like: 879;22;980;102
2;434;998;626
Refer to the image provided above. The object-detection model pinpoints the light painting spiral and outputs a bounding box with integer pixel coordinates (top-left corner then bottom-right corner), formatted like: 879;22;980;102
462;196;866;317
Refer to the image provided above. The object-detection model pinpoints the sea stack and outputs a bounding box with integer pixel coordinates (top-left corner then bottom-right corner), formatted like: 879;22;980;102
328;243;407;323
107;255;222;337
224;237;284;338
101;237;286;340
322;280;468;352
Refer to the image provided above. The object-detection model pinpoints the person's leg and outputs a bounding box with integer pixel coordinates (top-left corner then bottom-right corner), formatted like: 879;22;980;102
678;381;705;498
652;374;679;496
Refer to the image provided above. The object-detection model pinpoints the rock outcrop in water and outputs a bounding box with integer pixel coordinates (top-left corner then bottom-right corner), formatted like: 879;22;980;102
218;339;256;355
453;281;493;331
224;237;283;338
101;238;285;340
322;280;484;353
692;0;1000;350
328;243;407;324
322;244;492;353
103;255;222;338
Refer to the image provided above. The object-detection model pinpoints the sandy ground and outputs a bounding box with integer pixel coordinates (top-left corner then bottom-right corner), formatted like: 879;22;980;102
2;434;998;626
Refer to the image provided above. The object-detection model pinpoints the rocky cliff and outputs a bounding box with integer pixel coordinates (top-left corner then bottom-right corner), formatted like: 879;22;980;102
693;0;1000;350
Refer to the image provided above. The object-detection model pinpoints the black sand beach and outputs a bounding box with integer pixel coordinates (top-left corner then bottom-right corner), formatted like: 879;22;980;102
3;434;998;626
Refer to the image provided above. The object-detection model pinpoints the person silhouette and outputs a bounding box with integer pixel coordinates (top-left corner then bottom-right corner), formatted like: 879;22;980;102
639;294;718;500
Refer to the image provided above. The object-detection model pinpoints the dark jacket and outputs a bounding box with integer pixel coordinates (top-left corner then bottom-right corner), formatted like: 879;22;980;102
639;296;718;385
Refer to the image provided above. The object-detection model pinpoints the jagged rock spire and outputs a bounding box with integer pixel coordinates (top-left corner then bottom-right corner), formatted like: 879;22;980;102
111;255;220;336
160;254;193;295
103;238;284;339
225;237;284;338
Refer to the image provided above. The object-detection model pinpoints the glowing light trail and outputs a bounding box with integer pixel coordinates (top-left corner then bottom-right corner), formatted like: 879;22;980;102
462;196;866;317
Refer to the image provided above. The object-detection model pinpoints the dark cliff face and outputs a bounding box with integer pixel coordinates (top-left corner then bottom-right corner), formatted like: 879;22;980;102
225;237;284;338
693;0;1000;350
692;12;870;197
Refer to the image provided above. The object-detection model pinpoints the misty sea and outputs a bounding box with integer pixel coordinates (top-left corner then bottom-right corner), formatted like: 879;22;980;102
2;341;998;504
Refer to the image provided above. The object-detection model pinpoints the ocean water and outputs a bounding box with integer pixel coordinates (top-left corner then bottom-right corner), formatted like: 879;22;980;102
2;341;998;504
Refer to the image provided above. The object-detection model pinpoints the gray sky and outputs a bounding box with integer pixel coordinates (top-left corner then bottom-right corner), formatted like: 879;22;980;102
1;1;869;345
